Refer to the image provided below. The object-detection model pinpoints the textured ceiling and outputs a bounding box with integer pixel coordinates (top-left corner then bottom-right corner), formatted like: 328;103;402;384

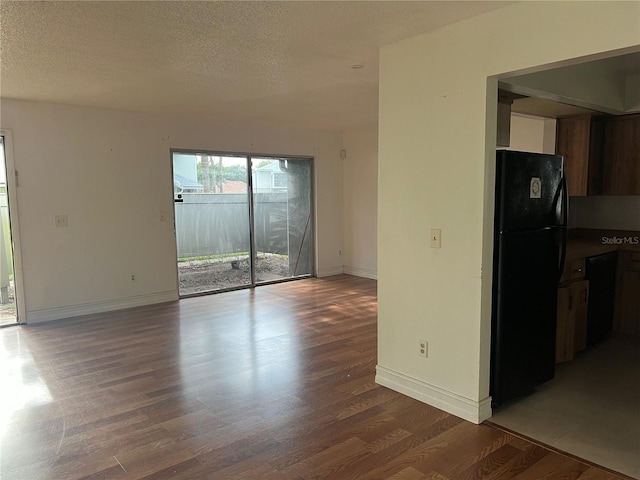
0;1;510;130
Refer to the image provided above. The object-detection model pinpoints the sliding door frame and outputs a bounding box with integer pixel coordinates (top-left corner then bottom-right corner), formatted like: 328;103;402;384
0;130;26;324
170;148;315;298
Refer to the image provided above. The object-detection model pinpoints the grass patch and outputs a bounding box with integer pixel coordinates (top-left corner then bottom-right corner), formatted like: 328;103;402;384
178;252;248;262
178;252;288;263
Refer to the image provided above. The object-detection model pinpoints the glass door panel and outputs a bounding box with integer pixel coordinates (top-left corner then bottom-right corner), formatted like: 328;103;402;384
251;158;313;283
173;153;251;295
0;137;17;326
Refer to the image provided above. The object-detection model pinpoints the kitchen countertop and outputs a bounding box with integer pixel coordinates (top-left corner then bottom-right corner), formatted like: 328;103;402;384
566;229;640;260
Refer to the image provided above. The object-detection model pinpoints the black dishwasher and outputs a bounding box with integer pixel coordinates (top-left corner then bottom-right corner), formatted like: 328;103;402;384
585;251;618;347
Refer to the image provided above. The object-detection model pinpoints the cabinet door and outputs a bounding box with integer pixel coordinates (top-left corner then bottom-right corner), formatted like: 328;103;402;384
556;286;574;363
618;270;640;336
556;116;591;197
572;280;589;353
587;117;605;195
602;115;640;195
561;258;586;283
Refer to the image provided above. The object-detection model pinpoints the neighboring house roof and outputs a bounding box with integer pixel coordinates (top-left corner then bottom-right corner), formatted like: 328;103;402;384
256;162;283;173
174;173;203;189
219;181;247;193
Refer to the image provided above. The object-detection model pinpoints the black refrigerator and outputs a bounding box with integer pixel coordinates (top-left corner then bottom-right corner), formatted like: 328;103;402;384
490;150;567;408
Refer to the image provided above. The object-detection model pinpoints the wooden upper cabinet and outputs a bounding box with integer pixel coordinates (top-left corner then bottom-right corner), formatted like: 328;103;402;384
602;114;640;195
555;115;605;196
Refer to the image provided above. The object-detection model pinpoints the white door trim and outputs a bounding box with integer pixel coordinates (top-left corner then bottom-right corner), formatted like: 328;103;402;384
0;129;26;323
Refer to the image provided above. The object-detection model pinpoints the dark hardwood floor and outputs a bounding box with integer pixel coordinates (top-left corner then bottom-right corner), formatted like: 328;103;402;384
0;275;628;479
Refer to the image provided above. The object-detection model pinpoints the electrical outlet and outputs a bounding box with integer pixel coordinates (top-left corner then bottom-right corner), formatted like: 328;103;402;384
418;339;428;358
130;273;136;283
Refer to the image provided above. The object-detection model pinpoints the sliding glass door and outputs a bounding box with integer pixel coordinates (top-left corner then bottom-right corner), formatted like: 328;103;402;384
252;158;313;282
0;135;20;325
172;152;313;296
173;153;251;295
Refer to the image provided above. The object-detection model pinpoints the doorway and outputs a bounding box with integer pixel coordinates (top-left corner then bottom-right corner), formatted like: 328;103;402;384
0;133;22;326
487;49;640;478
172;151;314;296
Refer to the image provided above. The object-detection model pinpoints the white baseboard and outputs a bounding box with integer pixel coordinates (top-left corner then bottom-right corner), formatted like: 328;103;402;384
375;365;492;424
26;290;179;323
343;265;377;280
317;265;344;277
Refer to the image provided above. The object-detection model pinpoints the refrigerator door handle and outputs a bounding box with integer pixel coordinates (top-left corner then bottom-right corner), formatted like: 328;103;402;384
557;174;568;282
561;173;569;228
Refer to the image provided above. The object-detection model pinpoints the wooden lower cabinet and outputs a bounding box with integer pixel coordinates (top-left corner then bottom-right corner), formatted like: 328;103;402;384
556;280;589;363
556;287;573;363
572;280;589;352
615;251;640;336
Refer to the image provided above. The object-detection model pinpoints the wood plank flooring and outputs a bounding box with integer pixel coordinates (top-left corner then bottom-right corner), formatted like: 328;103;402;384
0;275;629;479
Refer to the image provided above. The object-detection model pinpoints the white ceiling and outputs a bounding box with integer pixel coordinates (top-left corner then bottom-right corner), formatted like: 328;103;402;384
0;1;510;131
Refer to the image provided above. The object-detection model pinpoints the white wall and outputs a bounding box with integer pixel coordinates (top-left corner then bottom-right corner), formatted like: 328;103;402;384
342;127;378;279
626;73;640;110
508;113;556;154
377;1;640;423
506;62;628;113
1;99;344;322
570;196;640;231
